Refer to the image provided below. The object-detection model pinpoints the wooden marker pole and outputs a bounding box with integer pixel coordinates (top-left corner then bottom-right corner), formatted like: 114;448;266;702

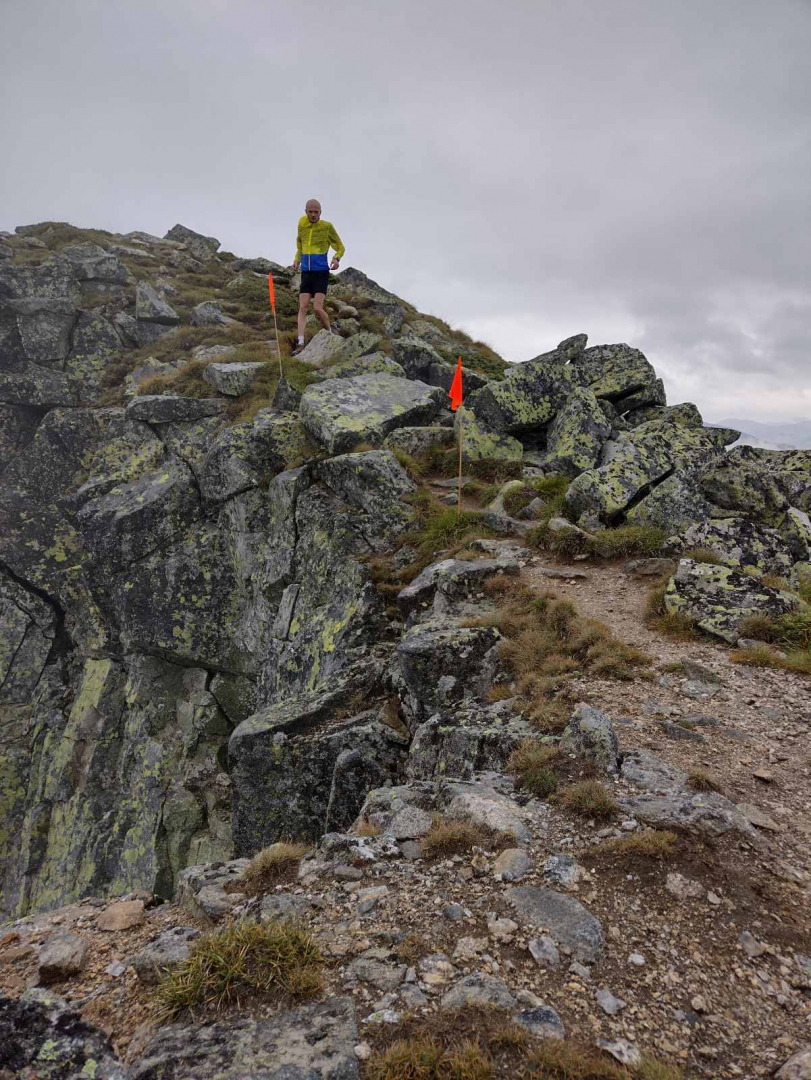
457;411;464;517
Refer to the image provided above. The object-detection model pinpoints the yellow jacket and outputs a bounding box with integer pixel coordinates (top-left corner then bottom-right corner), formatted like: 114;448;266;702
295;217;345;271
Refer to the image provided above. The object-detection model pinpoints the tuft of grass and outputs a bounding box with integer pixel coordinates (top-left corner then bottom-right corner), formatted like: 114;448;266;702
529;521;666;560
390;447;426;481
761;573;790;590
687;768;724;793
420;817;508;859
597;829;679;860
731;644;811;677
153;920;322;1019
353;818;382;837
367;1037;493;1080
524;1042;629;1079
486;683;515;701
737;613;778;642
554;780;618;820
682;546;725;565
507;738;561;798
237;842;310;896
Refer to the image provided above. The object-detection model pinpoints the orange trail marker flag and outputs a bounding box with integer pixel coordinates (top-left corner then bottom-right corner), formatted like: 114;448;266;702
267;273;283;377
449;357;464;514
448;356;463;411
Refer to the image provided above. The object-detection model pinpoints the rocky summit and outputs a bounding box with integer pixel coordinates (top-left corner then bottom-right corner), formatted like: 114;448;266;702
0;220;809;1079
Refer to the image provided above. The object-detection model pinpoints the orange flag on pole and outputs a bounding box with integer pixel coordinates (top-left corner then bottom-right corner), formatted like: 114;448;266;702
448;356;463;411
267;272;276;312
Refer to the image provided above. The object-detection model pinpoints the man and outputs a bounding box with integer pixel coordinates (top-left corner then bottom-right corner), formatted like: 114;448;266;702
291;199;345;354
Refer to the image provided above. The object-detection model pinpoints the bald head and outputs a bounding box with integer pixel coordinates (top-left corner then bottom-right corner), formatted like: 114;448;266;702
305;199;322;223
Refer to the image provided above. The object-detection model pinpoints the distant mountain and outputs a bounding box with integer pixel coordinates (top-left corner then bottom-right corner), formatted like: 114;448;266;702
709;418;811;450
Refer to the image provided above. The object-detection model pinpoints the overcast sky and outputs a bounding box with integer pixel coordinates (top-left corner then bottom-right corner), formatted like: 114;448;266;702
2;0;810;422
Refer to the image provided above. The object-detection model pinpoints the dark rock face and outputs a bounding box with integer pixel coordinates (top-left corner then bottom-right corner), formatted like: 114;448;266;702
130;998;359;1079
0;990;127;1079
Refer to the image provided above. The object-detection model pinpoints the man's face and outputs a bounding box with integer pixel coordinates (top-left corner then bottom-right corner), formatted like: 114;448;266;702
306;203;321;223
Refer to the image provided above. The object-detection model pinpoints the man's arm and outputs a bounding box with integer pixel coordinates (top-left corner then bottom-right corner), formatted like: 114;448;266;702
292;222;302;270
328;223;345;271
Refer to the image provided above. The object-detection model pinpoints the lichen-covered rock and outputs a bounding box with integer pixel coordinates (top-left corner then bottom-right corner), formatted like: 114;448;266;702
625;402;703;429
665;559;796;643
37;931;90;984
468;358;584;435
202;361;264;395
625;465;716;533
543;387;612;477
0;362;75;407
0;259;81;302
135;283;179;325
620;749;687;792
392;618;500;728
314;449;415;547
0;404;40;476
699;445;811;524
426;360;490;395
383;425;453;457
126;395;227;423
442;780;532;842
560;704;620;773
566;418;723;524
77;458;201;572
130;998;359;1080
301;373;444;453
454;405;523;464
9;658;235;916
65;311;124;405
0;573;56;703
176;859;250;922
663;518;796;577
391;334;445;379
0;990;127;1079
1;297;77;364
199;410;308;501
314;351;405;381
396;556;519;624
406;705;536;781
571;343;661;409
62;241;132;286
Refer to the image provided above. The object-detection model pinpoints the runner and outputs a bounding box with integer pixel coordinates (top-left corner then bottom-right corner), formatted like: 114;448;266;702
291;199;345;354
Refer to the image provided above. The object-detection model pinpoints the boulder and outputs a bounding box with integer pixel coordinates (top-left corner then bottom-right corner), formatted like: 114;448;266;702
199;410;311;501
383;425;454;457
202;361;265;396
406;708;537;782
129;999;359;1080
313;351;405;381
65;311;124;405
300;372;444;454
1;296;77;364
135;283;180;325
625;402;703;429
164;223;221;261
0;260;81;302
620;749;687;792
37;931;90;984
271;376;302;411
126;395;227;423
454;405;523;465
0;403;40;475
176;860;250;922
619;790;758;840
560;704;620;773
542;387;612;477
62;241;131;285
396;556;520;624
468;358;584;435
393;617;500;727
506;885;604;963
441;973;517;1011
663;518;796;577
665;559;796;643
0;991;126;1079
314;450;415;548
190;300;233;327
443;779;532;842
0;573;56;704
625;466;716;533
0;362;75;407
571;343;661;409
391;335;445;379
131;926;202;985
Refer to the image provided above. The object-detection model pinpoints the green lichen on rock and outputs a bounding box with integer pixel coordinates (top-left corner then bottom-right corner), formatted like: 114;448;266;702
454;405;522;465
665;559;796;644
542;386;611;477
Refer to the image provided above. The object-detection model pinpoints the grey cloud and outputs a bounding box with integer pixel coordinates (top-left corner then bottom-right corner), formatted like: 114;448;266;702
1;0;809;422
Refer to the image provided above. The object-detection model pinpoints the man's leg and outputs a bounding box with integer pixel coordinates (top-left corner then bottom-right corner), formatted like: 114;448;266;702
313;293;330;331
297;292;311;342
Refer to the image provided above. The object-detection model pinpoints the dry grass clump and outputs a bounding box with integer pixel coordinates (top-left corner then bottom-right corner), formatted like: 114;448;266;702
475;577;650;728
731;644;811;676
524;1041;680;1079
419;816;508;859
554;780;618;820
597;830;679;860
681;546;725;565
367;1037;493;1080
687;768;724;793
507;738;561;798
644;583;701;640
237;842;310;896
529;519;666;560
153;920;322;1019
353;818;382;837
502;474;571;518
